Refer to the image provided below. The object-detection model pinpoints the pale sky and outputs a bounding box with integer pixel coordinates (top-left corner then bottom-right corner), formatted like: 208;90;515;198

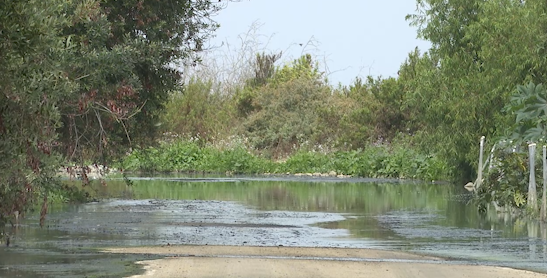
209;0;431;86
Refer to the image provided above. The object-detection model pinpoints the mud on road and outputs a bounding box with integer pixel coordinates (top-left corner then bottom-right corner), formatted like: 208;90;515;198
4;199;547;277
87;199;545;278
47;199;362;248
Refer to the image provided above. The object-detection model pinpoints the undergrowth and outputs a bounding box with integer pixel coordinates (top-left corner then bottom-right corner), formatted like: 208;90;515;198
120;139;450;181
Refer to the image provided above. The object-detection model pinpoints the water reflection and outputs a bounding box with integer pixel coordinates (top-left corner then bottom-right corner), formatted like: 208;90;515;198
99;177;461;214
94;176;547;272
3;176;547;276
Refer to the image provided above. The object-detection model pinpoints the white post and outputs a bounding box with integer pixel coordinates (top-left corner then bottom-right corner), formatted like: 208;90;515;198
477;136;485;189
542;145;547;221
528;221;538;260
529;143;538;212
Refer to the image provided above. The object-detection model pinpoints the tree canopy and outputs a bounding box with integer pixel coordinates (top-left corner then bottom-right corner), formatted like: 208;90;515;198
401;0;547;179
0;0;220;227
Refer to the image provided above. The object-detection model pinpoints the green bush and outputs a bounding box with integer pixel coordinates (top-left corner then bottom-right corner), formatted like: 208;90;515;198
120;139;450;181
122;140;204;172
122;139;275;174
475;145;544;214
161;78;237;142
282;151;331;174
240;54;331;158
199;146;274;174
473;82;547;215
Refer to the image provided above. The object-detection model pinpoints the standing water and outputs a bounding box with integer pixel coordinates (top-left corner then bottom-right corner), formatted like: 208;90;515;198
1;175;546;277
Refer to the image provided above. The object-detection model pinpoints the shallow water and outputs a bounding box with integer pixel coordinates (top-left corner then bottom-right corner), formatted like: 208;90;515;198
1;175;547;277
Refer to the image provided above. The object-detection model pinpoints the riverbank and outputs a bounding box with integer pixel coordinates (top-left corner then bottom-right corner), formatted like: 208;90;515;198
107;245;547;278
120;139;451;181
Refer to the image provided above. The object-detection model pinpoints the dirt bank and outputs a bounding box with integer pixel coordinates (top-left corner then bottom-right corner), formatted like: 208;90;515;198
108;245;547;278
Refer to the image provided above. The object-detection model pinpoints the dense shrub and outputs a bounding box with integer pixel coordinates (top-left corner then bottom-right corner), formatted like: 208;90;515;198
121;139;450;181
152;52;453;182
240;55;332;158
244;77;331;157
161;78;237;142
282;151;331;174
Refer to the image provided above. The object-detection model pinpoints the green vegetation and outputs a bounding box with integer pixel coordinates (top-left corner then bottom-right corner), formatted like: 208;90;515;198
5;0;547;228
120;139;450;181
477;83;547;215
478;148;530;214
154;0;547;217
505;83;547;142
402;0;547;181
0;0;220;229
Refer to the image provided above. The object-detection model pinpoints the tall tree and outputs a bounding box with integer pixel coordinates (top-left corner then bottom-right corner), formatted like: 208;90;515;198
58;0;220;163
404;0;547;179
0;0;221;231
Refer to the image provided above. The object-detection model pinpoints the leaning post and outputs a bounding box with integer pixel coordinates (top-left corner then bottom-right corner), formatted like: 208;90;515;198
477;136;485;189
529;143;538;212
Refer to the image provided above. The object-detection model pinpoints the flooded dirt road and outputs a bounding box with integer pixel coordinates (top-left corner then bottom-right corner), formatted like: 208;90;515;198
46;199;355;248
2;176;547;277
0;198;363;277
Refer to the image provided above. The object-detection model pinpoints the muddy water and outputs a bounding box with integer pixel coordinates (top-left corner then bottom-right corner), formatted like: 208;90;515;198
1;175;547;277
